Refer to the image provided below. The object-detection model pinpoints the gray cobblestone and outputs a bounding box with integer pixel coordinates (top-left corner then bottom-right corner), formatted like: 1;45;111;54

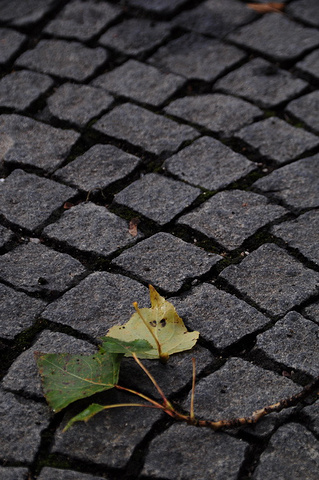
92;60;185;107
171;283;269;350
296;49;319;81
54;144;141;192
0;0;56;27
165;94;262;136
112;232;221;293
0;114;80;172
303;301;319;325
219;243;319;317
37;468;106;480
287;0;319;28
0;224;14;248
178;190;286;251
303;401;319;436
114;173;200;225
125;0;188;14
235;117;319;164
286;90;319;133
2;330;96;397
43;202;143;256
94;103;198;154
228;13;319;62
253;155;319;210
99;18;171;56
0;283;46;340
148;32;246;82
44;0;121;41
253;423;319;480
0;169;77;231
41;272;149;337
164;136;255;190
272;210;319;266
215;57;308;108
0;387;51;464
0;467;29;480
0;28;26;64
142;423;248;480
16;40;107;81
47;83;113;128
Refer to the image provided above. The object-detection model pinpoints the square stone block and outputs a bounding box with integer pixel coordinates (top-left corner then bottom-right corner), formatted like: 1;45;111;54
0;0;56;27
296;49;319;81
286;91;319;133
124;0;188;14
0;28;26;64
287;0;319;28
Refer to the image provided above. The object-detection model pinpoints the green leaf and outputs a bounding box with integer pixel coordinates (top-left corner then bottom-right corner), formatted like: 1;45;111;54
35;351;122;412
63;403;107;431
100;337;153;355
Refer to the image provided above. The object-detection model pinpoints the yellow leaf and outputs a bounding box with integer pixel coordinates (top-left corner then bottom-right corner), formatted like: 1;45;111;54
106;285;199;361
247;2;285;13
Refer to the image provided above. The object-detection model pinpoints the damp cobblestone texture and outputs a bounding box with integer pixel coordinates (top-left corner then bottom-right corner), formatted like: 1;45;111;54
0;1;318;479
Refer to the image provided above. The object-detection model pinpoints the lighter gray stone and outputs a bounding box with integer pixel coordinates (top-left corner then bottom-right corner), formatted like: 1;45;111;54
0;387;51;464
0;114;79;172
0;169;77;231
178;190;286;251
0;0;56;26
2;330;96;397
54;144;140;192
0;467;29;480
0;242;86;294
219;243;319;317
38;468;106;480
165;94;262;136
255;312;319;377
253;423;319;480
112;232;221;293
0;70;53;110
0;283;46;340
253;155;319;210
41;272;149;337
142;423;248;480
125;0;187;14
164;136;255;190
43;202;143;256
171;283;269;350
0;224;14;248
94;103;198;154
114;173;200;225
0;28;26;64
272;210;319;266
296;49;319;80
287;0;319;28
47;83;113;127
303;401;319;436
303;302;319;325
286;90;319;133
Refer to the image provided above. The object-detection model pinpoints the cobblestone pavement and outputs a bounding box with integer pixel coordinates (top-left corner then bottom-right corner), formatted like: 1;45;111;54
0;1;319;479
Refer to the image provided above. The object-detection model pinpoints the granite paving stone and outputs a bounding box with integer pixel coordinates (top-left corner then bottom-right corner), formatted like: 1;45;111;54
0;28;26;64
174;0;256;38
148;32;246;82
124;0;188;14
93;103;199;154
165;94;262;137
235;117;319;165
0;0;56;27
99;18;171;56
253;154;319;210
43;0;121;41
296;48;319;81
271;210;319;265
52;389;162;469
164;136;255;190
0;387;51;464
254;311;319;377
0;70;53;111
215;57;308;108
170;283;269;350
303;401;319;436
37;468;106;480
0;242;86;294
0;169;77;231
92;60;185;107
0;283;46;340
303;302;319;325
41;272;149;337
219;243;319;317
43;202;143;257
253;423;319;480
2;330;96;397
47;83;113;128
114;173;200;225
178;190;286;251
286;90;319;133
0;467;29;480
112;232;221;293
16;39;108;81
0;224;14;248
228;13;319;62
142;423;248;480
287;0;319;28
0;114;80;172
54;144;141;192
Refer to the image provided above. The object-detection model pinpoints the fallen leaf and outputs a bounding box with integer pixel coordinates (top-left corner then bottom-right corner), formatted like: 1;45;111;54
129;217;140;237
247;2;285;13
105;285;199;361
